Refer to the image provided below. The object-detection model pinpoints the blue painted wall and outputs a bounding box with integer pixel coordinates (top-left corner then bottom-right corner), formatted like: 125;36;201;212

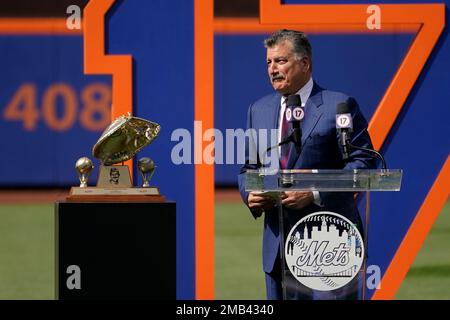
105;0;195;299
0;0;195;299
0;35;111;186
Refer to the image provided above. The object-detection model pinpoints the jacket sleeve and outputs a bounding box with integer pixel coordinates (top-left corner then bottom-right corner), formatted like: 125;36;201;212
237;103;263;219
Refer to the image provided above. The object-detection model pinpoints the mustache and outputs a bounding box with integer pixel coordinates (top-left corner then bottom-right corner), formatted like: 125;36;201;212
271;73;285;81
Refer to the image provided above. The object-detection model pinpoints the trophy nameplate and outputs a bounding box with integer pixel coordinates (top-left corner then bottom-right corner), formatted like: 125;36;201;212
68;115;165;202
97;165;132;188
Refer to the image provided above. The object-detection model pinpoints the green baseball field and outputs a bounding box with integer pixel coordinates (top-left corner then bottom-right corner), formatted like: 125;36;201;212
0;192;448;299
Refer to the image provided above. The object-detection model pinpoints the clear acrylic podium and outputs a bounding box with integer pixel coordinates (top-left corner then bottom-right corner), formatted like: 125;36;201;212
245;169;402;300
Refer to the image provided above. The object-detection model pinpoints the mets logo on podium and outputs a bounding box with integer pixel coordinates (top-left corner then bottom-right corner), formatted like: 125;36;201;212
285;211;364;291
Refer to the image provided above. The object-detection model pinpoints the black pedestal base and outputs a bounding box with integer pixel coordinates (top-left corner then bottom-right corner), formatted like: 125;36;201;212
55;201;176;299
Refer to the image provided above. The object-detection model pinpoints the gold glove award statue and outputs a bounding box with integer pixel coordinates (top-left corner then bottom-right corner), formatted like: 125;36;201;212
67;115;165;202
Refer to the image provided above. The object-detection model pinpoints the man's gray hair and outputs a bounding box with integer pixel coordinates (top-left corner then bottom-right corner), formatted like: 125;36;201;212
264;29;312;62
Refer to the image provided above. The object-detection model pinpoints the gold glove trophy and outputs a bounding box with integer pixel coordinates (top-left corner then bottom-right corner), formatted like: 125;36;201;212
67;115;164;202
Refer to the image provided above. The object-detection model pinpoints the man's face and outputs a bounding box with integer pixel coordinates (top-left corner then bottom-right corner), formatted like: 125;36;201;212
109;168;120;184
266;40;310;95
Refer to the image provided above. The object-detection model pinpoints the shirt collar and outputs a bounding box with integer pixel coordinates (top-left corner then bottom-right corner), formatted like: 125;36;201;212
281;77;314;107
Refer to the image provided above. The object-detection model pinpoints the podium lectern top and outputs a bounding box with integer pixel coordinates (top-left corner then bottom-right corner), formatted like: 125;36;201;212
244;169;402;192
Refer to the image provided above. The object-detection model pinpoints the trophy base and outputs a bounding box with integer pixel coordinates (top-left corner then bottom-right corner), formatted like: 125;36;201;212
67;187;165;203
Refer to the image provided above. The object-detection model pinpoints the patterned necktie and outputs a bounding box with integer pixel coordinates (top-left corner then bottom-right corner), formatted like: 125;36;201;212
280;98;290;169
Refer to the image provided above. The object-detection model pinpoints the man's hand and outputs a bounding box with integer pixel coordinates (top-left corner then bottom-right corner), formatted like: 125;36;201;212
248;192;276;214
281;191;314;210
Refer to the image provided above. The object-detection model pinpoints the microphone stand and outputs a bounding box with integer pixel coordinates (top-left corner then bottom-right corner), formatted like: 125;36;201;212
262;136;292;168
347;142;387;170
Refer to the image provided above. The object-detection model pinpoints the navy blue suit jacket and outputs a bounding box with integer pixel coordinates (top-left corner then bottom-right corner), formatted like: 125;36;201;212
238;82;376;273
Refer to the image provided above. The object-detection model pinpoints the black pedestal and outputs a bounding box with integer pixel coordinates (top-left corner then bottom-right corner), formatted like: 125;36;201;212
55;201;176;299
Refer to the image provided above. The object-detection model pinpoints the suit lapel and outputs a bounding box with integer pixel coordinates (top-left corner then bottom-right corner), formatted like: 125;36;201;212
270;94;282;130
259;94;281;168
287;82;324;168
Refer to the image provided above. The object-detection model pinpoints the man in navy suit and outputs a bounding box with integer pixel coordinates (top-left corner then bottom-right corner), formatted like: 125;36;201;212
238;29;376;300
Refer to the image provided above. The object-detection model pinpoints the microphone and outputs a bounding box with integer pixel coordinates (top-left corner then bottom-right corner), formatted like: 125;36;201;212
286;94;304;153
336;102;387;169
336;102;353;161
